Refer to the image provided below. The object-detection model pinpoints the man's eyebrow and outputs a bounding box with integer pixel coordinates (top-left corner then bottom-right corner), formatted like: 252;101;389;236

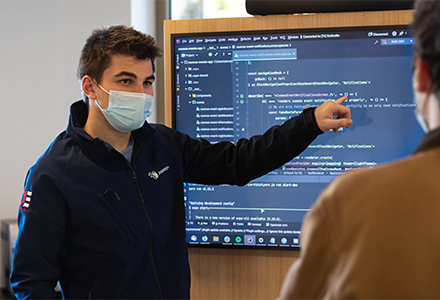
114;72;155;81
114;71;137;78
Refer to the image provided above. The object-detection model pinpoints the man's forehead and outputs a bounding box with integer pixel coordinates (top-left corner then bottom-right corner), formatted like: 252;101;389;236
106;54;153;76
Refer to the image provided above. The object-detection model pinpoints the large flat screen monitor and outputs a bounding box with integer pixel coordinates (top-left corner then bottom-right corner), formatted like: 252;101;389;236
171;25;424;249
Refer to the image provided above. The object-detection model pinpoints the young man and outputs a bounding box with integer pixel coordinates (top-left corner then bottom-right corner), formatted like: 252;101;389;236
278;1;440;298
10;25;351;299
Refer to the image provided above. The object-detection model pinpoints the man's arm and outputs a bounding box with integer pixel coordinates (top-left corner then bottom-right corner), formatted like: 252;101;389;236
175;96;352;186
177;105;320;185
10;169;67;300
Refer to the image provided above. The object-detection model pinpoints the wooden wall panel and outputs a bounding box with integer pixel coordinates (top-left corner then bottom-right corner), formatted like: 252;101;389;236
188;247;299;299
163;10;413;299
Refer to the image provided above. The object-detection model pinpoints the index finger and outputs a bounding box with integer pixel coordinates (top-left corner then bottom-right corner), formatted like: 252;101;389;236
334;95;348;105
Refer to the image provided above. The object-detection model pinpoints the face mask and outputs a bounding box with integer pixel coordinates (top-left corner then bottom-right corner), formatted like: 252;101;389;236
94;81;153;133
414;109;429;133
413;86;429;133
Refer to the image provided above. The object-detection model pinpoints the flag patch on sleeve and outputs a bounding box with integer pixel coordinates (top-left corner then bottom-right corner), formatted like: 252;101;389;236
19;190;32;212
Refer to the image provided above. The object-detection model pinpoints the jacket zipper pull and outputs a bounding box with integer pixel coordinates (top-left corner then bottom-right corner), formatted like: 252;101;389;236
132;171;138;183
132;171;145;203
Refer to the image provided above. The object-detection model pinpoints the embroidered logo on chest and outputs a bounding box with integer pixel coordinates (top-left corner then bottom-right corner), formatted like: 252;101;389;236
148;166;170;180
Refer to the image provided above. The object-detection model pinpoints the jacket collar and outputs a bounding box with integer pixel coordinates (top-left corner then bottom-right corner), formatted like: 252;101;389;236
66;100;156;152
414;127;440;154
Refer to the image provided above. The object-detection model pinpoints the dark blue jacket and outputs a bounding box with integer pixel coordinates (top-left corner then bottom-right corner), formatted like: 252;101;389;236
11;100;321;299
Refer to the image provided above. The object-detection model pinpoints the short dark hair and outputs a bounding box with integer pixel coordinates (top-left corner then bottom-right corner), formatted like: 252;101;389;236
413;0;440;101
77;24;162;104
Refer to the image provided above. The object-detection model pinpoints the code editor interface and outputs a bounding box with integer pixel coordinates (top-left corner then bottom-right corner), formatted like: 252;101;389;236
173;27;424;248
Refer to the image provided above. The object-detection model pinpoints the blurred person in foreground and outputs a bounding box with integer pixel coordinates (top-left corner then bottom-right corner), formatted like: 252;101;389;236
278;0;440;298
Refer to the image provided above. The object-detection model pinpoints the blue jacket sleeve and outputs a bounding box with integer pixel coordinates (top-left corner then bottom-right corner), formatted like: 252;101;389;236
176;107;322;186
10;167;67;299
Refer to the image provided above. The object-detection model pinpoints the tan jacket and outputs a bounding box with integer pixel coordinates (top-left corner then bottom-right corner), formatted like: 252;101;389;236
279;128;440;299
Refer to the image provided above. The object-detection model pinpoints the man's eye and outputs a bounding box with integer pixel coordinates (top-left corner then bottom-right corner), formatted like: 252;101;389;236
144;81;153;86
120;79;131;85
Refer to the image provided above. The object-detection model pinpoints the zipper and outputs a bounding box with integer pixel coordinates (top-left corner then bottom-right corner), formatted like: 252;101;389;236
131;169;165;299
117;151;165;299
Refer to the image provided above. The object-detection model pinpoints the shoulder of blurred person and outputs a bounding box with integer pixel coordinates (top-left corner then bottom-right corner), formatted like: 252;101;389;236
278;1;440;296
278;140;440;299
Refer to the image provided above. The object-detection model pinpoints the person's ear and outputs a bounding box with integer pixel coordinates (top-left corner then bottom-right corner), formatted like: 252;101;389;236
414;57;432;93
82;75;97;100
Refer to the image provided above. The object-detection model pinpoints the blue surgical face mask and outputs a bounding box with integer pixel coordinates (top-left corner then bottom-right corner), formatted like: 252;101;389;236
414;108;429;133
413;88;429;133
93;80;153;133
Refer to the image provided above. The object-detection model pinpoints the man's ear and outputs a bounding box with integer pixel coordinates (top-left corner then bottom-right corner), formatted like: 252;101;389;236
82;75;97;100
414;57;432;93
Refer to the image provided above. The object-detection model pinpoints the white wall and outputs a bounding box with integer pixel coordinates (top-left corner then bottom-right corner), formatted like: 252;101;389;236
0;0;130;287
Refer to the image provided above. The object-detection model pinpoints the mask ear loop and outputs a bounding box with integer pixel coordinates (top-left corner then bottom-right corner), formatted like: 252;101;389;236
91;79;112;112
412;54;434;132
92;79;110;95
417;75;433;133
